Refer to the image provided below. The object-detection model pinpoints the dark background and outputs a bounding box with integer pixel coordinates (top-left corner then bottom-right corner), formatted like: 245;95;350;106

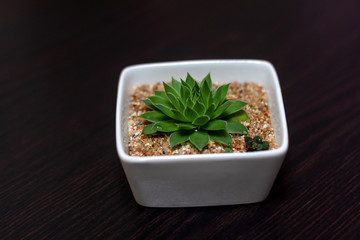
1;0;359;239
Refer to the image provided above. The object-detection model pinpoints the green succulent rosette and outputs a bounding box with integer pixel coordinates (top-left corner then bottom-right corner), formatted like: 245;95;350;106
139;73;249;151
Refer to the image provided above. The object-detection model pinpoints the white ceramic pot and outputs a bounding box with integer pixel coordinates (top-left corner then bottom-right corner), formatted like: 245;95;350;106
116;60;289;207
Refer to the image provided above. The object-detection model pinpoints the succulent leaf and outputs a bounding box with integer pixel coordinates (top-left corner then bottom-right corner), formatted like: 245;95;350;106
184;106;198;121
225;147;233;153
171;109;189;122
207;92;214;107
142;124;157;134
209;131;233;147
153;121;178;132
171;77;181;93
148;95;172;108
213;83;229;108
192;115;210;126
170;130;191;148
180;84;191;104
177;123;197;130
185;73;196;88
181;79;192;91
186;97;195;108
205;103;216;117
201;120;227;131
153;104;176;119
227;110;249;122
163;82;180;98
139;111;170;123
200;79;211;107
166;92;181;111
202;73;212;90
192;81;200;95
192;93;199;104
189;130;209;150
154;90;168;99
142;99;157;110
219;100;248;118
192;101;206;115
212;100;232;119
226;121;249;134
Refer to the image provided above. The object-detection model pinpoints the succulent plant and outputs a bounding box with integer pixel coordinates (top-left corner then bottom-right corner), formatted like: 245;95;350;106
244;136;269;151
139;73;249;151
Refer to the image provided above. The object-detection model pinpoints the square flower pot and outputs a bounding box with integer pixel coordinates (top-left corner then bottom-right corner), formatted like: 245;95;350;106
115;60;288;207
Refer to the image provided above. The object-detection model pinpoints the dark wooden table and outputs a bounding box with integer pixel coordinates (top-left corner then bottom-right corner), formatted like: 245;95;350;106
1;1;359;239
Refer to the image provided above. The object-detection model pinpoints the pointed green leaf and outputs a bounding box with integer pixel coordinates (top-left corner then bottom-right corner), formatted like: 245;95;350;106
171;78;181;93
212;100;232;119
219;100;248;117
205;103;216;117
154;90;168;99
180;79;192;90
171;109;188;122
208;92;214;107
178;98;185;111
139;111;170;123
200;79;211;107
192;101;206;115
142;99;157;110
194;93;202;105
193;81;200;94
225;147;233;153
202;73;212;90
163;82;180;98
167;93;186;113
189;130;209;150
213;83;229;108
154;104;176;119
192;115;210;126
226;121;249;134
226;110;249;122
184;106;198;121
209;131;233;147
180;84;191;105
185;73;196;88
148;95;172;108
153;121;178;132
169;130;192;148
167;92;182;112
201;120;227;131
142;124;157;134
186;97;195;108
176;123;197;130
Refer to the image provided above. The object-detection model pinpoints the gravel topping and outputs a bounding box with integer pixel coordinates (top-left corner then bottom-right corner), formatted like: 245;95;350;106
128;82;277;156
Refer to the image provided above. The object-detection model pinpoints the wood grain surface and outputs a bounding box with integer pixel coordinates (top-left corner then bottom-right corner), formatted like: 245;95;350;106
1;0;359;239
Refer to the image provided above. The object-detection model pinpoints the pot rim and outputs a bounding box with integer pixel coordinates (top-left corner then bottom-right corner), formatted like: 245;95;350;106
116;59;289;164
